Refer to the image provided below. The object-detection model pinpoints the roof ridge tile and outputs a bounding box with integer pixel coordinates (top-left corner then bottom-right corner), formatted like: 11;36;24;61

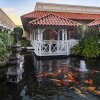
28;12;81;27
29;13;81;25
88;18;100;26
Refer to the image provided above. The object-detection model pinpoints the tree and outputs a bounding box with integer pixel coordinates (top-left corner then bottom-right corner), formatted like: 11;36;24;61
13;27;23;39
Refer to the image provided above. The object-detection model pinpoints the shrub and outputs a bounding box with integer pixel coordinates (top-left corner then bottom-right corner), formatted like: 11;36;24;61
71;27;100;58
19;37;32;47
0;32;13;63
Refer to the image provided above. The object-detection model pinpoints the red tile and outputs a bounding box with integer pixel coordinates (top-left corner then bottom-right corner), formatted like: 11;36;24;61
21;11;100;20
29;13;81;27
88;19;100;26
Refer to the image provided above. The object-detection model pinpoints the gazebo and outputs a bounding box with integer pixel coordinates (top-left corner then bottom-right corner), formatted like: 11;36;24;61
21;2;100;56
27;13;81;56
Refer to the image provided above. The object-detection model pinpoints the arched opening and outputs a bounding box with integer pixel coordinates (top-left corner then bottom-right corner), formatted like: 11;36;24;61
67;29;78;40
43;29;58;40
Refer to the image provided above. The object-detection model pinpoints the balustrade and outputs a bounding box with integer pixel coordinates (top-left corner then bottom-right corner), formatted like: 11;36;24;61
32;39;78;56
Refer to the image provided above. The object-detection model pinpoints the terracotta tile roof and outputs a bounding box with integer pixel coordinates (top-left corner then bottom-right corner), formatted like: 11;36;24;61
29;13;82;27
22;11;100;20
88;19;100;26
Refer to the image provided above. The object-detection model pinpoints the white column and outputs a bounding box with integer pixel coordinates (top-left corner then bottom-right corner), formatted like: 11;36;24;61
34;32;36;40
65;29;68;41
38;29;41;41
38;33;39;41
38;29;42;56
62;29;65;41
40;32;43;41
38;32;42;41
36;29;38;41
34;32;35;40
65;29;69;55
57;30;60;54
33;33;34;40
57;30;60;40
32;29;34;41
29;29;32;41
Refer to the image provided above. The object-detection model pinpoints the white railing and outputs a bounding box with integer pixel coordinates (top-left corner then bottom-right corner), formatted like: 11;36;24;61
32;39;78;56
68;39;79;54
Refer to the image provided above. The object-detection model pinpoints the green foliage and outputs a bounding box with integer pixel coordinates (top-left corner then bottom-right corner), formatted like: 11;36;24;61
71;27;100;58
13;27;31;47
71;43;82;55
19;37;32;47
13;27;23;39
0;32;13;63
77;25;87;39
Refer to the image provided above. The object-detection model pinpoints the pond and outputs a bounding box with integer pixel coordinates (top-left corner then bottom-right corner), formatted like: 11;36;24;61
0;52;100;100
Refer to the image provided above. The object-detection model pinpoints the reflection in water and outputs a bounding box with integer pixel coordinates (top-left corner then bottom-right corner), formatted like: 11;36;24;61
34;57;100;97
34;57;100;98
34;58;68;83
0;53;100;100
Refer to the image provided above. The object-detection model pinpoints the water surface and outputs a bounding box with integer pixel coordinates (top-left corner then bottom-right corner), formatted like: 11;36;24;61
0;52;100;100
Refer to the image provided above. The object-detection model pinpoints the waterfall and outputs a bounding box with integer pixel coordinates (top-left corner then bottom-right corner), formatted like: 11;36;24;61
79;60;88;72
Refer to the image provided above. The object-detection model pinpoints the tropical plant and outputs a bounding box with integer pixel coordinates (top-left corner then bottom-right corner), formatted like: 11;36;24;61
0;32;13;63
71;27;100;58
77;24;87;39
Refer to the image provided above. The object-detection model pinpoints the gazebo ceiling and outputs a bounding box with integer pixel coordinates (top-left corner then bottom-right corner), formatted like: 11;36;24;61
88;19;100;26
28;13;82;27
